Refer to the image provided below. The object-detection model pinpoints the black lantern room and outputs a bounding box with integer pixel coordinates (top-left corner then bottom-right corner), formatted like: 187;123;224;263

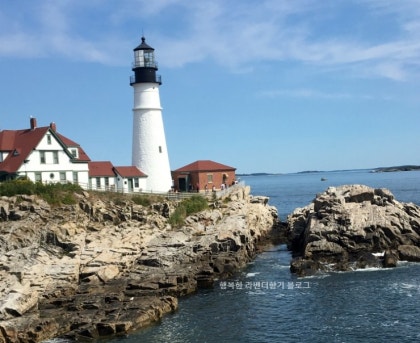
130;37;162;85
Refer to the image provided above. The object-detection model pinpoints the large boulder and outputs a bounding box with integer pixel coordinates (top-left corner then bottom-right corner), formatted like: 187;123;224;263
287;185;420;276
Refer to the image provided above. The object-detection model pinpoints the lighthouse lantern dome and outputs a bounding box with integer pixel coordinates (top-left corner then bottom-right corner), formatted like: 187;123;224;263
133;37;157;69
131;36;161;85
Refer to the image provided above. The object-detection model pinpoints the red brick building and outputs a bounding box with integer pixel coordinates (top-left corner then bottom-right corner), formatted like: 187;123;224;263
172;160;236;193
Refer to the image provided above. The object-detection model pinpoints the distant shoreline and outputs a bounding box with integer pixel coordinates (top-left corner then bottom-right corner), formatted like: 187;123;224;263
237;165;420;177
371;165;420;173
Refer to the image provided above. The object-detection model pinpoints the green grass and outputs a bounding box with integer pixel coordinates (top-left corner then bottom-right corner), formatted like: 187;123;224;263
0;179;82;206
0;180;210;223
168;195;209;227
131;194;165;206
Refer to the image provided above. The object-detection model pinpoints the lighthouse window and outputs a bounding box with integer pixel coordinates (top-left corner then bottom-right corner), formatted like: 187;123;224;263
159;146;162;153
135;50;144;67
144;52;154;67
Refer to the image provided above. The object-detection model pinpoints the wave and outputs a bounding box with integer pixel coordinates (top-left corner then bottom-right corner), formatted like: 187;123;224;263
245;272;260;277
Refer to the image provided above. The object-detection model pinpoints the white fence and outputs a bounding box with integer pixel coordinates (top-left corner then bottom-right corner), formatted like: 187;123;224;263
74;181;245;201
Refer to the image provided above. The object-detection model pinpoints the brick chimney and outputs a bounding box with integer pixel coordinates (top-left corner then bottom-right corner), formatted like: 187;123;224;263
50;122;57;132
30;117;37;130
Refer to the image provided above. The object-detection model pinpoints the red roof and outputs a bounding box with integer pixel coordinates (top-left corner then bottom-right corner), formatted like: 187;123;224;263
88;161;115;177
114;166;147;178
0;124;91;174
174;160;236;172
0;128;49;173
56;133;90;162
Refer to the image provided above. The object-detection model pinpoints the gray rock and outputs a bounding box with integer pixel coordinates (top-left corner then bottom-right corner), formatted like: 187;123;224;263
287;185;420;275
397;245;420;262
0;185;279;342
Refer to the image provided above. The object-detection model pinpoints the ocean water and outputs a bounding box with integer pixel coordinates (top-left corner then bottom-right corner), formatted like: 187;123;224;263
57;170;420;342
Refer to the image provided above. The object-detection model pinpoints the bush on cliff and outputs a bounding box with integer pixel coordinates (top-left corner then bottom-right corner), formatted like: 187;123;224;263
169;195;209;227
131;194;165;206
0;179;35;196
0;179;82;205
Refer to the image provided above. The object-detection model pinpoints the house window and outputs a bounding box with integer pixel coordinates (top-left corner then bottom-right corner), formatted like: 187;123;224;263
105;177;109;189
207;174;213;183
47;135;52;145
40;151;46;164
70;149;77;158
73;172;78;183
96;177;101;189
53;151;59;164
35;173;42;182
134;178;139;188
60;172;66;183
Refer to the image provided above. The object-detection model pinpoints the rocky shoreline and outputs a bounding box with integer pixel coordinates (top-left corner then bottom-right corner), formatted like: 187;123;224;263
2;183;420;341
0;186;280;342
287;184;420;276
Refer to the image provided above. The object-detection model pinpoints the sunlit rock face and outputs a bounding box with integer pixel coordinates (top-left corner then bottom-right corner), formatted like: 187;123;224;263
0;186;278;341
287;184;420;276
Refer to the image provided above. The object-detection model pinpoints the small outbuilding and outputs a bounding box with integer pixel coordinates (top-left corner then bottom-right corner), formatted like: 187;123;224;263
114;166;147;193
88;161;117;191
172;160;236;193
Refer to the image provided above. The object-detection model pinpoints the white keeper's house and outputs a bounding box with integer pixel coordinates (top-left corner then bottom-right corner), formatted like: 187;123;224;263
0;117;147;193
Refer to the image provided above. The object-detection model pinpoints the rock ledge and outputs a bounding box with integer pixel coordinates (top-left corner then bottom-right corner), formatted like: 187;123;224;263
0;186;279;342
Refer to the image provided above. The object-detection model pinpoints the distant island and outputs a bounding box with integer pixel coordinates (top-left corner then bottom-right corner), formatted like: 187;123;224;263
237;172;279;177
297;170;323;174
372;165;420;173
238;165;420;176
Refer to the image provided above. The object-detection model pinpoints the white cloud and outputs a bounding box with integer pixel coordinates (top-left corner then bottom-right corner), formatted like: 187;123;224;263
0;0;420;80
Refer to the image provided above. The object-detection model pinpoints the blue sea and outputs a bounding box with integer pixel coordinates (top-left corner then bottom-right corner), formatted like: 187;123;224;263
59;170;420;342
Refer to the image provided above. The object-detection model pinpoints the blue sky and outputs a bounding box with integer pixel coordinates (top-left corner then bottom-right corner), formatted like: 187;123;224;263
1;0;419;174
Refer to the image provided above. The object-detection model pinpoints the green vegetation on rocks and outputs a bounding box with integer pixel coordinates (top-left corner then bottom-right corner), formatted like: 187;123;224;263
169;195;209;227
0;179;82;206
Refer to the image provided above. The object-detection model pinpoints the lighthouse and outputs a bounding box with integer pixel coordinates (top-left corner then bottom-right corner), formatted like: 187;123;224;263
130;36;172;193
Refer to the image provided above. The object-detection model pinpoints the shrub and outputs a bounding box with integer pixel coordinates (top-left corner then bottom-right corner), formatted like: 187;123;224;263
183;195;209;215
131;195;150;206
0;180;82;205
168;205;187;227
168;195;208;228
0;179;35;196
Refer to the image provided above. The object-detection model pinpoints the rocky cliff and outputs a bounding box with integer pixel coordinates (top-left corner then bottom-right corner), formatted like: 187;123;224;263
0;186;279;342
287;184;420;276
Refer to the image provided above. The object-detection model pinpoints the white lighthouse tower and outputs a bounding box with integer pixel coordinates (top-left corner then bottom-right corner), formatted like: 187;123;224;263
130;36;172;193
